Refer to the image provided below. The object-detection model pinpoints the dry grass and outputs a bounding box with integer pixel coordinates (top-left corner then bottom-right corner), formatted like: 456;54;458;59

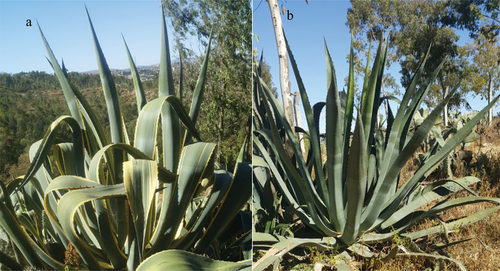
380;191;500;270
380;118;500;270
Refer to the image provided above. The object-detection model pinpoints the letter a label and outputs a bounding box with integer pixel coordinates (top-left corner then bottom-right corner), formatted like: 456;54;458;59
26;19;32;26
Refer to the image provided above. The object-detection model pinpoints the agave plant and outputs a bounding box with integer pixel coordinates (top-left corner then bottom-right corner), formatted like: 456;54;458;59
412;109;480;179
0;6;251;271
252;34;500;270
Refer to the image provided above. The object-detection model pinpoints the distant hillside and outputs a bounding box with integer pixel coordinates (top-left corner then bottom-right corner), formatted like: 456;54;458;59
0;59;195;182
0;71;148;183
81;64;161;81
80;60;184;81
0;54;250;182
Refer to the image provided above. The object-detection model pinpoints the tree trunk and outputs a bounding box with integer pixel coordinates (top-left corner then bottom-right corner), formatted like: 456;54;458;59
443;85;449;126
293;92;306;158
381;77;388;130
384;95;388;125
245;115;252;161
488;77;493;125
218;79;226;162
267;0;294;132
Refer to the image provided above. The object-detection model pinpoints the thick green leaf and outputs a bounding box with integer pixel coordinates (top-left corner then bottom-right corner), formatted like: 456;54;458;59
87;143;172;185
193;162;252;254
85;16;127;251
386;93;500;220
37;22;83;128
86;6;123;147
20;116;85;191
85;13;127;249
253;237;330;271
16;212;43;247
348;243;375;258
343;35;355;167
361;57;447;231
370;50;429;193
85;144;172;268
123;160;158;259
134;96;202;159
189;32;213;127
0;182;44;267
172;169;232;250
158;7;175;98
360;36;386;148
148;142;216;255
325;40;346;232
56;179;127;270
402;205;500;241
137;250;252;271
178;52;183;103
285;33;327;204
379;177;480;231
257;77;336;236
341;114;367;245
122;35;147;115
253;135;316;230
127;235;140;271
0;249;23;270
53;143;76;176
28;141;69;248
29;238;65;270
73;91;111;156
158;7;180;174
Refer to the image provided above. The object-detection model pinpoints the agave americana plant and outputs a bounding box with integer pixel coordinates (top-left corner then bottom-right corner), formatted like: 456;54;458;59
0;6;251;271
252;33;500;270
412;108;480;179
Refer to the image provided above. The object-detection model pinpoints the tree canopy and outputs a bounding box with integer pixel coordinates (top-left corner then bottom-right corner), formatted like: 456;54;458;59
464;28;500;122
442;0;500;39
347;0;476;122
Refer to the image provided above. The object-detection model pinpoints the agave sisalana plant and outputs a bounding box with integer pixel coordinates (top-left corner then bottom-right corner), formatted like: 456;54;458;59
0;6;251;271
252;33;500;270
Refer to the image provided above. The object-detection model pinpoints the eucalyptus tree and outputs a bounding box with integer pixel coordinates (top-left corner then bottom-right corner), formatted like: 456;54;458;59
397;10;465;126
347;0;470;126
443;0;500;39
464;29;500;124
347;0;402;123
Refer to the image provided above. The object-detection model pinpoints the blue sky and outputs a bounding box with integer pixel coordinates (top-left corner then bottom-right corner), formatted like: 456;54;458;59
0;1;200;74
252;0;493;132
